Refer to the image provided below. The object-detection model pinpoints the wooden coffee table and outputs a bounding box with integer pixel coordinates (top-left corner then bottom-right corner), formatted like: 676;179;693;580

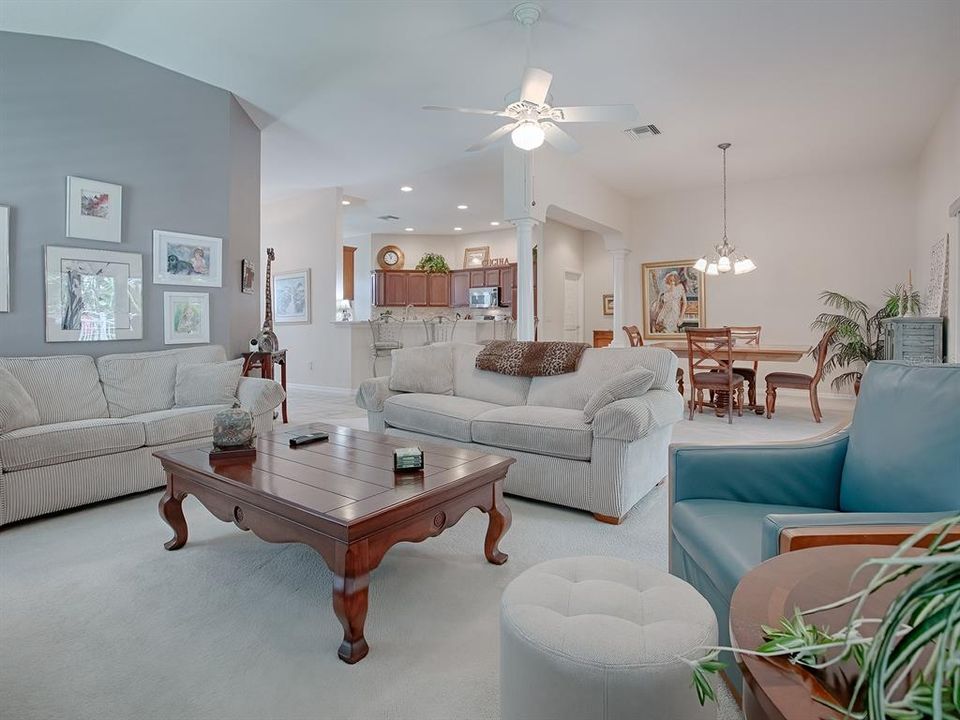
154;423;514;664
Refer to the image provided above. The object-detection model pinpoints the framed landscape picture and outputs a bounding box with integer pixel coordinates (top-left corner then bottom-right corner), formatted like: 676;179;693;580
0;205;9;312
641;260;706;340
274;268;310;324
66;176;122;243
462;245;490;269
163;291;210;345
45;246;143;342
602;293;614;316
241;258;256;294
153;230;223;287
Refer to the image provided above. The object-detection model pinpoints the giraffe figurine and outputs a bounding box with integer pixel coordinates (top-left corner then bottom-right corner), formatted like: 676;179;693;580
256;247;280;353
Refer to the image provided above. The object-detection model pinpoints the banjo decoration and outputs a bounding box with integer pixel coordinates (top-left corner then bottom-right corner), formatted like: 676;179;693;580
256;247;280;353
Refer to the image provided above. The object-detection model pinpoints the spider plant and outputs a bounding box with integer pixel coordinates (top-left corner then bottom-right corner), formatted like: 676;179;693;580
686;515;960;719
811;285;922;391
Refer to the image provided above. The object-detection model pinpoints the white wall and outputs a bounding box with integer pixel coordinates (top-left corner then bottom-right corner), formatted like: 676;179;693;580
583;231;613;341
913;85;960;360
629;166;919;383
344;234;372;322
538;219;585;341
261;188;346;387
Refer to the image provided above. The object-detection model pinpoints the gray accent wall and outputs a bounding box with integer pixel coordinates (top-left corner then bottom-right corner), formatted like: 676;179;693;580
0;32;261;357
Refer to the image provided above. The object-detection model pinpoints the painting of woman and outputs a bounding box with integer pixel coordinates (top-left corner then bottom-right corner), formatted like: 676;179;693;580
641;260;707;339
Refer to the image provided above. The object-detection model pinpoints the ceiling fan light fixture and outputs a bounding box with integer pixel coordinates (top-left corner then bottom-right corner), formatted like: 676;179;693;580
511;120;545;151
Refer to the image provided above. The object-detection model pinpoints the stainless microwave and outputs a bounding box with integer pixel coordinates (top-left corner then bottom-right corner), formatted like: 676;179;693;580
469;286;499;309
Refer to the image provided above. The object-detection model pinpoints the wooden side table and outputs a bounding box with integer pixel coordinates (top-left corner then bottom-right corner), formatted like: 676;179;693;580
730;545;920;720
241;349;288;423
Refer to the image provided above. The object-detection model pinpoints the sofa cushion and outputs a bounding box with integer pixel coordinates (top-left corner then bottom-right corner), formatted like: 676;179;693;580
127;405;231;446
840;361;960;513
583;367;656;423
671;499;833;599
389;344;454;395
96;346;227;417
0;355;109;424
174;359;244;408
527;348;677;410
472;405;593;461
452;343;531;407
0;418;145;472
384;394;502;443
0;367;40;433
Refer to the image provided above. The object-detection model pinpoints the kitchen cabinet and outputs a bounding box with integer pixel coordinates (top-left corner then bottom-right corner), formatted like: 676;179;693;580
428;273;450;306
484;268;501;287
450;271;470;307
406;273;428;305
383;272;407;306
372;270;450;307
469;270;486;288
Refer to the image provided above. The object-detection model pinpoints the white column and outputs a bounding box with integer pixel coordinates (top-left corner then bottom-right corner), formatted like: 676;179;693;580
515;217;538;341
609;248;630;347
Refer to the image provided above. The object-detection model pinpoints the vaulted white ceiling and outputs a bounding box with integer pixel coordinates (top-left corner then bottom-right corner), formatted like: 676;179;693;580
3;0;958;236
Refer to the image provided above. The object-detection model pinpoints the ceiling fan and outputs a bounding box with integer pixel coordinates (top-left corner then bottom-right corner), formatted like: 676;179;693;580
423;3;638;154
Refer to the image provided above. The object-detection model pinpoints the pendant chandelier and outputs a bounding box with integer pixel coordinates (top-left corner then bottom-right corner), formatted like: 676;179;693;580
694;143;756;276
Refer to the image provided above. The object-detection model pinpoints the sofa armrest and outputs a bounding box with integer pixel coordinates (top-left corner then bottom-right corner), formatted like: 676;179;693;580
237;376;285;416
591;389;683;442
670;431;849;508
356;376;401;413
761;511;958;560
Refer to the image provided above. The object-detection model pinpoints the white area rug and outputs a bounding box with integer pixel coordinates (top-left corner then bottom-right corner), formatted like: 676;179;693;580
1;487;742;720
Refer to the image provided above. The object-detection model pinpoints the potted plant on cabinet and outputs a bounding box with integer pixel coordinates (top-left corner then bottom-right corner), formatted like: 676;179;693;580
415;253;450;273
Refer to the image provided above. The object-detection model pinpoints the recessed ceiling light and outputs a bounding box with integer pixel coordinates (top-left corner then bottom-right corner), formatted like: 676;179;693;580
404;227;414;232
453;227;463;232
457;204;468;210
341;199;351;206
490;221;500;226
400;186;413;193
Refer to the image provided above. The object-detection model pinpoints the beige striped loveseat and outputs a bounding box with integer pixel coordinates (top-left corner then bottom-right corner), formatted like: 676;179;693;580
0;345;285;526
357;343;683;523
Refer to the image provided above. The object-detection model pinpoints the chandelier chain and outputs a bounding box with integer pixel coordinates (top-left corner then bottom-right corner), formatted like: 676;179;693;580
722;144;727;242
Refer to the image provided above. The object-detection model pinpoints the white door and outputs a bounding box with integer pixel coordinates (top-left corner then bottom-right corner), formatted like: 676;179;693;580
562;271;583;342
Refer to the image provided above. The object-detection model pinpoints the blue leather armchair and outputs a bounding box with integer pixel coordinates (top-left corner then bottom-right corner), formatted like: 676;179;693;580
669;361;960;688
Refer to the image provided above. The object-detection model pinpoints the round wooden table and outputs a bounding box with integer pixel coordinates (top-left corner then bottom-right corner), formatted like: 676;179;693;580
730;545;919;720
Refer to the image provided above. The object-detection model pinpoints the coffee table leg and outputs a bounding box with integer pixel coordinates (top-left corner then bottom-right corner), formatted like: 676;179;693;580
332;542;370;664
158;481;188;551
484;480;511;565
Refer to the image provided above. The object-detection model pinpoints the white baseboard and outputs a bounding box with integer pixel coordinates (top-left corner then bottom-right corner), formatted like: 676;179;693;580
285;382;355;395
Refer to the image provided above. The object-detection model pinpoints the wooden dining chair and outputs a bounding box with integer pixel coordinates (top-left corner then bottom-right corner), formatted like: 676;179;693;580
623;325;685;395
685;328;744;424
727;325;762;406
764;328;837;423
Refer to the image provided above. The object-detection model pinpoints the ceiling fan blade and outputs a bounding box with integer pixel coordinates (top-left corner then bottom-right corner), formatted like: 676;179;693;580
520;67;553;106
466;122;519;152
551;104;639;123
541;122;580;154
422;105;510;117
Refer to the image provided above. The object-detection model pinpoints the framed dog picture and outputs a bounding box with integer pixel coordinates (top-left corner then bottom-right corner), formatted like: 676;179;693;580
152;230;222;287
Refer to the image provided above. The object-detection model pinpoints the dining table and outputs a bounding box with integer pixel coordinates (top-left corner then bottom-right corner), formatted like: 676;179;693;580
650;341;811;415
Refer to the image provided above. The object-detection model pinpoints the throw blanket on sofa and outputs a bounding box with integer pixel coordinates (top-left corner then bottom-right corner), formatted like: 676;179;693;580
476;340;591;377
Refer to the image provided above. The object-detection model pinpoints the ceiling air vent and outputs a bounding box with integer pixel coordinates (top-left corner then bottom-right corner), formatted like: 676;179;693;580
377;214;400;221
624;124;661;142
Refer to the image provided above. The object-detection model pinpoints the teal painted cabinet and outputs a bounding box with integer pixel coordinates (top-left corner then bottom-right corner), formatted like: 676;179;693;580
881;317;944;363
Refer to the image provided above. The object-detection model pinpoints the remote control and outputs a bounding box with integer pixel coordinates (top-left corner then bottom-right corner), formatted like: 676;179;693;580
289;432;329;447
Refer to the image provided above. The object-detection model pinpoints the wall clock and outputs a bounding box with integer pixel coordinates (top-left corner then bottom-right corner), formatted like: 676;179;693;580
377;245;404;270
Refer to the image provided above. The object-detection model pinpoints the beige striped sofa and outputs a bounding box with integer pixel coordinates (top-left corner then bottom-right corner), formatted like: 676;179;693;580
0;345;285;526
356;343;683;523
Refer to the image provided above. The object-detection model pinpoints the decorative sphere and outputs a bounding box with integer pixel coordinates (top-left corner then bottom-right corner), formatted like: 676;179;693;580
511;121;545;151
213;406;255;449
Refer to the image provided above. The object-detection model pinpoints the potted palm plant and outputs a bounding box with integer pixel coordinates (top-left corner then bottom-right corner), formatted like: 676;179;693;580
811;285;920;393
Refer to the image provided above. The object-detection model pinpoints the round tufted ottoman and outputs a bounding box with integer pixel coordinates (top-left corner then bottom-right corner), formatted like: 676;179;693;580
500;556;718;720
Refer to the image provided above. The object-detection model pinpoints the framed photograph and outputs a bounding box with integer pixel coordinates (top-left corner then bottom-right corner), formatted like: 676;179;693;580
602;293;614;316
153;230;222;287
274;268;310;324
45;246;143;342
163;291;210;345
0;205;9;312
241;258;256;294
641;260;706;339
462;245;490;269
66;176;122;243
